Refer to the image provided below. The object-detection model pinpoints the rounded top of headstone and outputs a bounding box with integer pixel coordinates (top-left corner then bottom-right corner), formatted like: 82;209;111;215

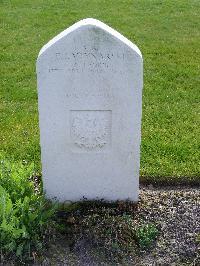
38;18;142;59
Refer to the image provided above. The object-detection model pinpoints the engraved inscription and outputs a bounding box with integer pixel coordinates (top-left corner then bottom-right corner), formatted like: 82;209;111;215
70;110;111;152
66;88;114;100
47;48;126;74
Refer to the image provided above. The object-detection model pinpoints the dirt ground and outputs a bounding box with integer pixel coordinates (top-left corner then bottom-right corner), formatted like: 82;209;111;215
33;186;199;266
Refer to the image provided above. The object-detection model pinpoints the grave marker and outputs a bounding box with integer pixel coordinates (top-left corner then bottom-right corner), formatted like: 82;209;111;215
37;18;143;202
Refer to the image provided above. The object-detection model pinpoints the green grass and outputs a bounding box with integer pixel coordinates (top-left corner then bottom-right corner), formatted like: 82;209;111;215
0;0;199;183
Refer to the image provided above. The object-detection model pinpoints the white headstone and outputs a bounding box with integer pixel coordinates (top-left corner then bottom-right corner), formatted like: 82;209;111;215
37;18;143;202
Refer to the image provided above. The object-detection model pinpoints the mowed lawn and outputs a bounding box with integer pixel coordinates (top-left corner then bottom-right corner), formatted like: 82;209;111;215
0;0;199;184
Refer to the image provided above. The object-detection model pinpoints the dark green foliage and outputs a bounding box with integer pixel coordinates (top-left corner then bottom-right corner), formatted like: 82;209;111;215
135;224;158;249
0;158;57;261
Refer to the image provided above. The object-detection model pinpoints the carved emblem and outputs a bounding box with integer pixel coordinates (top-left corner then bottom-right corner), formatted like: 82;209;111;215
71;111;111;151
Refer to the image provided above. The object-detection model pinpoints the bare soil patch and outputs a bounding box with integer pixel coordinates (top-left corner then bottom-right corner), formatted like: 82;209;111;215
31;186;199;265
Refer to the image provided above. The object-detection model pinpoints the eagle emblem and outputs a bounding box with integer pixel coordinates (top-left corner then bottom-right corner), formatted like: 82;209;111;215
71;111;109;150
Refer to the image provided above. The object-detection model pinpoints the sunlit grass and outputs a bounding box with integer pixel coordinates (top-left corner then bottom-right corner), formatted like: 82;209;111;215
0;0;199;183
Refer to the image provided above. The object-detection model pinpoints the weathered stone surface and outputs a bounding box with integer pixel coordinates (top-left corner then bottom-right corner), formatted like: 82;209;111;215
37;18;143;202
